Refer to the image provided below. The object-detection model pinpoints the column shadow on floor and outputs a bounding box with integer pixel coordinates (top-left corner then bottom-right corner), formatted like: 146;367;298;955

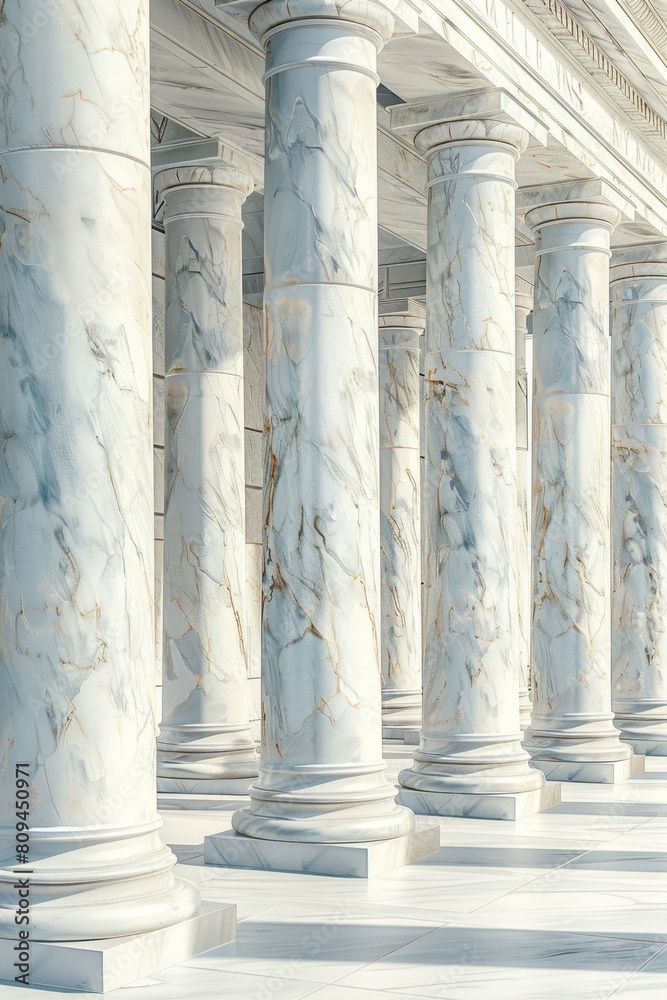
219;920;667;969
552;801;667;817
407;846;586;868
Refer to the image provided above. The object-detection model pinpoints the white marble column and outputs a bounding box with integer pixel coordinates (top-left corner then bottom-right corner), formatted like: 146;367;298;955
0;0;203;946
516;278;533;731
205;0;440;875
390;94;556;821
523;196;642;782
155;165;260;794
379;299;425;742
611;260;667;755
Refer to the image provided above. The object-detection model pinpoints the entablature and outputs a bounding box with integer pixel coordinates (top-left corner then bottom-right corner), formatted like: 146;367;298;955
149;0;667;250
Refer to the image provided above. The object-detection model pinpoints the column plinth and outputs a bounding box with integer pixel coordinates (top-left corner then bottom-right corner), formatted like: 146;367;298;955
391;115;556;820
523;201;643;783
612;261;667;755
0;3;234;981
379;300;425;742
206;0;440;873
154;165;260;795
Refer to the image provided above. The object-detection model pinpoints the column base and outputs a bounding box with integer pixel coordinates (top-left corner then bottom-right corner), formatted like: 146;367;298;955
230;761;417;844
0;901;234;994
400;733;547;800
530;754;645;784
204;822;440;878
397;781;561;821
613;710;667;756
158;776;255;795
157;726;259;788
381;692;422;740
620;736;667;756
382;725;421;744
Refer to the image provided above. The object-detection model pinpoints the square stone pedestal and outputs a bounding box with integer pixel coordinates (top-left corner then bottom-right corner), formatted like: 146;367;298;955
531;754;645;784
158;776;255;795
398;781;562;821
382;726;420;744
0;901;235;994
204;822;441;878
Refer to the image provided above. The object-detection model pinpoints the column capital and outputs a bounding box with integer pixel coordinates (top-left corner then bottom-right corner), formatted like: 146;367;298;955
155;164;254;202
378;297;426;330
155;164;253;230
152;137;263;190
152;140;259;228
251;0;393;43
389;88;548;152
216;0;418;40
518;178;635;229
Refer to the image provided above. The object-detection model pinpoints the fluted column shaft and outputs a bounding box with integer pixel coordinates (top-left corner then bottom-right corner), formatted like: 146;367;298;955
379;301;425;738
516;279;533;731
524;201;636;780
231;0;415;844
612;262;667;754
155;166;259;792
0;0;198;939
398;118;545;809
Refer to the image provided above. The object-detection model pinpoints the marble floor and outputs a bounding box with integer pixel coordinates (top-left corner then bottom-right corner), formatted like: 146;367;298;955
7;746;667;999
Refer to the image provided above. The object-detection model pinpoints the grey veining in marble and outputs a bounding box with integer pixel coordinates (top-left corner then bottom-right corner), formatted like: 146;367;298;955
524;199;636;778
397;111;548;814
0;0;199;943
611;261;667;755
516;277;534;732
229;0;416;846
379;300;425;737
155;165;259;791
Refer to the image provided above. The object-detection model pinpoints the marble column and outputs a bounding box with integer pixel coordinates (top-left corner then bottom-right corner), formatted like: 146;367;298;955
523;197;642;782
0;0;207;949
611;260;667;754
379;299;425;742
390;96;556;821
155;165;260;794
205;0;441;877
516;278;533;731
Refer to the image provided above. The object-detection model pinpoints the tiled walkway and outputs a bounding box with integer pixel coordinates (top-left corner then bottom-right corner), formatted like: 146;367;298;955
7;747;667;998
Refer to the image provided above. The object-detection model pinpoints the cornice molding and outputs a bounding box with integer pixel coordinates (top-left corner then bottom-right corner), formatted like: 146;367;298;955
623;0;667;63
522;0;667;144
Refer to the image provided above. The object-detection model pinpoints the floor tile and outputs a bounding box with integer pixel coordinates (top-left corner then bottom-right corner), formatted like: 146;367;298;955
461;886;667;941
307;987;432;998
335;924;663;999
182;910;441;985
5;744;667;1000
118;966;324;1000
608;944;667;997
